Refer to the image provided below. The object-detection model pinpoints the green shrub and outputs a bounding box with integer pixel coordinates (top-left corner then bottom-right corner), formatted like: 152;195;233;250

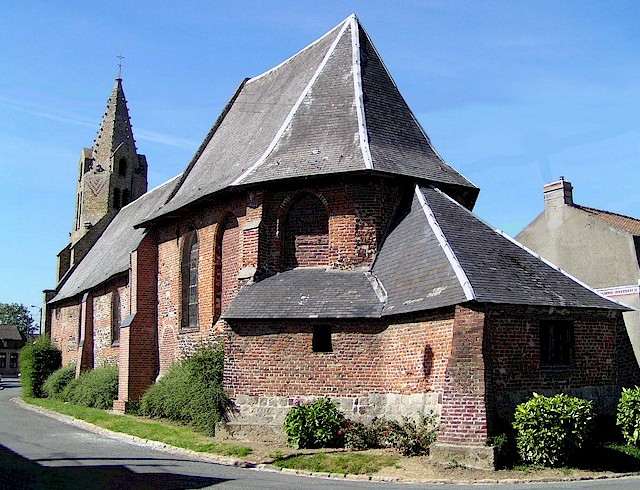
344;419;383;450
284;397;345;449
19;336;62;398
62;365;118;409
43;364;76;399
380;414;439;456
141;343;232;436
513;393;594;467
617;386;640;446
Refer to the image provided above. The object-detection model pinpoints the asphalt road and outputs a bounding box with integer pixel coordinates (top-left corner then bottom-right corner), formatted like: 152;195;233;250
2;378;640;489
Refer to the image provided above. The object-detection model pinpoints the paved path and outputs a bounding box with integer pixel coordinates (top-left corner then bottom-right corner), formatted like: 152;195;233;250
2;378;640;489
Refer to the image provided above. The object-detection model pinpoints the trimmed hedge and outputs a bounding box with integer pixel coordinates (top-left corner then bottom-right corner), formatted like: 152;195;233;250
19;336;62;398
513;393;594;467
43;364;76;399
141;344;232;436
617;386;640;446
62;365;118;409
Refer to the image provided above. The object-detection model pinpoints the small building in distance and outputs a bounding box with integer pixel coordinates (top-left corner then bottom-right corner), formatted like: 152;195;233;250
0;324;26;377
517;177;640;365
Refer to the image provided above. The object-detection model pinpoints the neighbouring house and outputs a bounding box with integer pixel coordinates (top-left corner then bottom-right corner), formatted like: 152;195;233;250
517;177;640;366
0;324;26;377
44;15;640;468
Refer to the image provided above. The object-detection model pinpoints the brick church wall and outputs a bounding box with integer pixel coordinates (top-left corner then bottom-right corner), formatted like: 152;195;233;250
224;309;456;425
50;299;81;367
485;305;625;421
92;276;129;367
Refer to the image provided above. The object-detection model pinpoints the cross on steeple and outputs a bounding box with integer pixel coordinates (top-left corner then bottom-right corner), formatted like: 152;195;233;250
116;54;124;79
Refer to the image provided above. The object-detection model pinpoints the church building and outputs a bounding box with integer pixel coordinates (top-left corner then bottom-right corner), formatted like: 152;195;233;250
44;15;639;467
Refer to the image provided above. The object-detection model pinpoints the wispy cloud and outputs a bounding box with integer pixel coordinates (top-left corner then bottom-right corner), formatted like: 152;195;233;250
132;128;197;150
0;96;198;150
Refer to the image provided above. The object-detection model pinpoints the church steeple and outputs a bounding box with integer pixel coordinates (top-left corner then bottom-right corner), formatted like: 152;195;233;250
70;76;148;245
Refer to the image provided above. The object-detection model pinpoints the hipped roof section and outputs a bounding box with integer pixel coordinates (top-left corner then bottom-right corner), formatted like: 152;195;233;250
50;176;180;304
225;183;626;320
140;15;476;226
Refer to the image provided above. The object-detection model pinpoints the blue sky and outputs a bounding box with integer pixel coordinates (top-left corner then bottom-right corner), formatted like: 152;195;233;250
1;1;639;320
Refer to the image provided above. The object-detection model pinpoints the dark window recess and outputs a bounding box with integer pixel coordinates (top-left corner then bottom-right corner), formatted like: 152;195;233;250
182;230;199;330
118;158;127;176
313;326;333;352
112;291;121;343
10;353;18;369
0;353;6;368
540;320;573;366
114;188;121;209
122;189;130;207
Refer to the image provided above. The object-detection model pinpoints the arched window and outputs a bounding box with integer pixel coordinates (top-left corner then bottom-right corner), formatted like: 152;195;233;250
181;230;199;330
282;193;329;269
122;189;130;207
215;215;240;319
114;188;121;209
118;158;127;176
112;290;121;344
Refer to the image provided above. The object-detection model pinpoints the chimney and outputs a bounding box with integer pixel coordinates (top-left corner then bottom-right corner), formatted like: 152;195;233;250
543;176;573;209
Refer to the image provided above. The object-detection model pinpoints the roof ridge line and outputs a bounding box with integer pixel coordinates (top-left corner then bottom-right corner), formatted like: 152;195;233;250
415;185;476;301
574;204;640;223
357;26;477;189
494;227;632;311
159;79;249;208
248;17;350;84
350;16;373;170
232;18;352;186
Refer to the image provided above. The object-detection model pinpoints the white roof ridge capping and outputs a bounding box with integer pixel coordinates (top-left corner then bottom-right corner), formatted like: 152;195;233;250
350;15;373;170
232;18;352;186
415;185;476;301
430;186;631;310
495;228;633;310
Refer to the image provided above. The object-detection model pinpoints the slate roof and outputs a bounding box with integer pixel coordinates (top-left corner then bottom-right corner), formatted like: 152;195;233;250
417;185;627;310
0;324;23;341
223;268;384;319
224;184;626;320
140;15;476;226
574;205;640;236
51;176;180;303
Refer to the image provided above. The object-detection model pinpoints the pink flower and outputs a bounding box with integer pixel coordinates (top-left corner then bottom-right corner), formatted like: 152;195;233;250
292;397;301;406
338;429;344;436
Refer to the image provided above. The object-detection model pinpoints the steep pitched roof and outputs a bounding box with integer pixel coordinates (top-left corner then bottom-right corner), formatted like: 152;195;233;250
141;15;476;225
574;205;640;236
51;176;180;303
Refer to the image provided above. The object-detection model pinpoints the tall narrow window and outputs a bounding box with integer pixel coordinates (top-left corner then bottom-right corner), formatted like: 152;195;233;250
114;188;121;209
540;320;573;366
118;158;127;176
112;290;121;344
215;215;240;318
9;353;18;369
122;189;130;207
283;193;329;269
0;353;6;368
182;230;199;330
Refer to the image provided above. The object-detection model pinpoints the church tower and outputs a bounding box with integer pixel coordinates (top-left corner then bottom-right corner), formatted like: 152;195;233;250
70;76;147;244
56;76;148;283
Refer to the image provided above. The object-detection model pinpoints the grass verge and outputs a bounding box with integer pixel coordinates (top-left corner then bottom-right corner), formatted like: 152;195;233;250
23;397;252;458
273;452;399;475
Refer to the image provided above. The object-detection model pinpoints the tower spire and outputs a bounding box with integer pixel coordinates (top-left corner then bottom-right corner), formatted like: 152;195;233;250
116;54;124;79
69;76;148;246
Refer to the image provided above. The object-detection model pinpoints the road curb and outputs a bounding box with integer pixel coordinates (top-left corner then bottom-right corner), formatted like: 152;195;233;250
12;397;640;485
